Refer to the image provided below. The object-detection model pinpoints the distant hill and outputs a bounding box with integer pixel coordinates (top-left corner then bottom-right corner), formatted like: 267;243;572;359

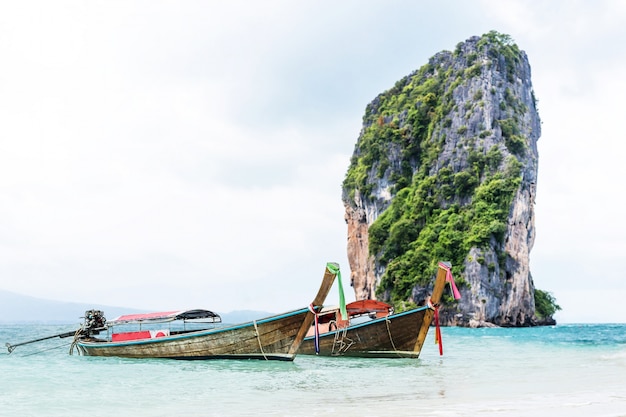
0;290;274;324
218;310;277;325
0;290;146;324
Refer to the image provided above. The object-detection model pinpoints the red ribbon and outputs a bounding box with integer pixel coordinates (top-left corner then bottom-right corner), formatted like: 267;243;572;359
431;262;462;356
433;305;443;356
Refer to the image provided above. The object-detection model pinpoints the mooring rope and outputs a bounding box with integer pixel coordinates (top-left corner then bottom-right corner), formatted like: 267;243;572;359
384;317;403;357
252;320;268;361
69;327;84;355
331;329;341;355
21;341;73;357
331;327;353;355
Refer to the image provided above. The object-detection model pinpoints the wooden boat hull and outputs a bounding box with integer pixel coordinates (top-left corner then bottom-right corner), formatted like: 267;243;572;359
299;261;452;358
74;262;341;361
298;306;431;358
76;308;311;361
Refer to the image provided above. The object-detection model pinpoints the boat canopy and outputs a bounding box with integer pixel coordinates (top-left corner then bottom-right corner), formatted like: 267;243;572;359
346;300;392;316
108;309;222;325
316;300;392;318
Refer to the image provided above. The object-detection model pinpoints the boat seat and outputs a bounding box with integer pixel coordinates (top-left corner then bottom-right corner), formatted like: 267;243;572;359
111;329;170;342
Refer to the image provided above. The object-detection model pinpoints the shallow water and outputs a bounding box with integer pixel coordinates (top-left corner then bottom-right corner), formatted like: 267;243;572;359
1;324;625;416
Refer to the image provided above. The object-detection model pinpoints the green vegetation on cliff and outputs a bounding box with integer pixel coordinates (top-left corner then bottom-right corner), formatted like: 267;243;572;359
369;154;522;306
534;289;561;319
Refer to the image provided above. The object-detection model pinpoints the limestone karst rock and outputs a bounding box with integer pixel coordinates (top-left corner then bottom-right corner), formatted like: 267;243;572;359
342;31;545;327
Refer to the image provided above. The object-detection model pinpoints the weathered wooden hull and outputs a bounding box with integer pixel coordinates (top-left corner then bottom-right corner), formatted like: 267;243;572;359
299;262;450;358
298;306;431;358
75;262;340;361
76;308;310;361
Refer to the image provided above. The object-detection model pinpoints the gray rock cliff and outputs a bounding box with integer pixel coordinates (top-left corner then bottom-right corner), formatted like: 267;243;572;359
342;32;543;327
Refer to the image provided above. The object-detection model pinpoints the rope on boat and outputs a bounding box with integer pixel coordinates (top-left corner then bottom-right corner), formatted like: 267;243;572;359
331;329;341;355
331;327;353;355
384;317;403;357
69;327;84;355
21;341;73;357
252;320;268;361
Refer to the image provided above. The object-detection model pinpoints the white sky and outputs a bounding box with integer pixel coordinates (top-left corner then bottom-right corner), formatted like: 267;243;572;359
1;1;624;323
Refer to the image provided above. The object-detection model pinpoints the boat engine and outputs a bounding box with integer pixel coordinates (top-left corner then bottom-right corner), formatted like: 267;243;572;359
82;310;107;334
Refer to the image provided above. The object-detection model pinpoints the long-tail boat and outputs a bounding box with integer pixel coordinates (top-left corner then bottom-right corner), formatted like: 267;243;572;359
6;262;340;361
298;261;460;358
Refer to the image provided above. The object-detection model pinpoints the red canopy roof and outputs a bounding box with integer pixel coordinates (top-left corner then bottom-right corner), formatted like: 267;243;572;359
108;309;221;325
346;300;392;316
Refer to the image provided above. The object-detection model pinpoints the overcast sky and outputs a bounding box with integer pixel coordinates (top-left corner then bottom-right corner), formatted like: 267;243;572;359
1;1;624;323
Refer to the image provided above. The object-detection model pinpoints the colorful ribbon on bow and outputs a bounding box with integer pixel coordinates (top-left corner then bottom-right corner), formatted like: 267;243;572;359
432;262;462;356
308;303;320;354
326;262;348;320
433;305;443;356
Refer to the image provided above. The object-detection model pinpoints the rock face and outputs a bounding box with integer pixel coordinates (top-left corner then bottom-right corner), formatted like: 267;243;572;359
342;32;543;327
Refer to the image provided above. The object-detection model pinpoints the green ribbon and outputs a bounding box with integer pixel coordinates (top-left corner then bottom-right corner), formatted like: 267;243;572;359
326;262;348;320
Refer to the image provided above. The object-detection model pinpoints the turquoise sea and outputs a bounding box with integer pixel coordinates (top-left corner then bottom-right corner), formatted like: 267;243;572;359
1;323;625;416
